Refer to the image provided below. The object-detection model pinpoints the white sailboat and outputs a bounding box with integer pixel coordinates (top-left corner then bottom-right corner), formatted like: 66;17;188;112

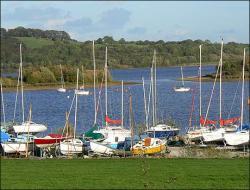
57;64;66;92
13;44;47;134
202;40;225;143
146;50;179;139
2;106;34;154
174;66;190;92
90;47;131;153
187;45;209;141
60;69;83;155
224;48;249;146
75;66;89;95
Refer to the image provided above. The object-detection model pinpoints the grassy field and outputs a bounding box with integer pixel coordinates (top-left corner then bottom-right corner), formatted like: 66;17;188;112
1;158;249;189
16;37;54;49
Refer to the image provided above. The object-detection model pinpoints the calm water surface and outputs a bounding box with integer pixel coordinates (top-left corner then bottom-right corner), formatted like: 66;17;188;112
1;66;249;135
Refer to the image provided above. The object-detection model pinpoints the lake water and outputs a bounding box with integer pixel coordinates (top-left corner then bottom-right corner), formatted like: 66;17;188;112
1;65;249;135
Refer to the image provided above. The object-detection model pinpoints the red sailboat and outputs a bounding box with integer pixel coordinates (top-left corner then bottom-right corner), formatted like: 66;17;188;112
34;134;64;148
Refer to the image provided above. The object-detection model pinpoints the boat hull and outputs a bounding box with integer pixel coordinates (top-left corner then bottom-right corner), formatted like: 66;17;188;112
187;127;208;141
202;128;225;142
75;90;89;95
34;137;63;148
174;87;190;92
224;131;249;146
132;144;166;155
1;142;33;154
131;138;166;155
13;122;47;134
60;139;83;155
89;141;114;155
94;126;131;148
57;88;66;93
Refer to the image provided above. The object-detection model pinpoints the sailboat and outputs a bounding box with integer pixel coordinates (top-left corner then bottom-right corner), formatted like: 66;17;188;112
174;66;190;92
224;48;249;146
2;105;34;154
57;64;66;93
75;66;89;95
89;47;131;153
145;50;179;139
201;40;240;143
12;44;47;134
131;137;166;155
130;91;166;155
60;69;83;155
187;45;210;142
202;40;226;143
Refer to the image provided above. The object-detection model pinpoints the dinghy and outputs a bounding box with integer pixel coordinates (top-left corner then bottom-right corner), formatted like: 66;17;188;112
89;141;115;155
131;137;166;155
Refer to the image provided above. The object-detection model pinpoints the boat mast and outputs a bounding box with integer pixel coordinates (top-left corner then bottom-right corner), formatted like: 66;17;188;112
151;67;155;126
74;68;79;139
93;41;97;125
199;45;202;128
147;76;152;130
121;80;124;128
240;48;246;130
82;65;85;89
142;77;148;130
129;95;134;149
20;44;25;123
181;66;184;86
60;64;64;89
26;104;32;158
1;82;6;125
105;47;108;127
13;62;21;123
154;50;157;125
219;39;223;127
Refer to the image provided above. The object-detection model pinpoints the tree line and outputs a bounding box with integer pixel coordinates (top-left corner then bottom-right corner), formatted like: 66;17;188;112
1;27;249;78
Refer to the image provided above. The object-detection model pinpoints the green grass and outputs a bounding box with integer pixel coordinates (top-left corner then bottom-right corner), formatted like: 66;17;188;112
1;158;249;189
15;37;54;49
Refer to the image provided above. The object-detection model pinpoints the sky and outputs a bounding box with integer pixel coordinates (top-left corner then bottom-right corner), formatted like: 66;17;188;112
1;1;249;43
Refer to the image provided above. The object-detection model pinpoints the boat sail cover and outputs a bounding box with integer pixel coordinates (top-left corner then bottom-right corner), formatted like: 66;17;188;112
84;124;104;139
105;115;122;125
200;116;217;125
219;117;240;126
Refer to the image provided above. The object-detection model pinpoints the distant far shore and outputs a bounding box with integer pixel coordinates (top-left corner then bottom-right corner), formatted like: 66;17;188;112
182;76;250;82
2;81;138;92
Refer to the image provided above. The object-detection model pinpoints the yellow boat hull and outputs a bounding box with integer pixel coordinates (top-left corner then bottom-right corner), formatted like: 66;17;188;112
132;144;166;155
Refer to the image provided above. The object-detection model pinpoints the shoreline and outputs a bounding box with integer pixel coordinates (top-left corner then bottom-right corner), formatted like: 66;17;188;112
111;63;217;70
182;76;250;82
2;81;138;92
